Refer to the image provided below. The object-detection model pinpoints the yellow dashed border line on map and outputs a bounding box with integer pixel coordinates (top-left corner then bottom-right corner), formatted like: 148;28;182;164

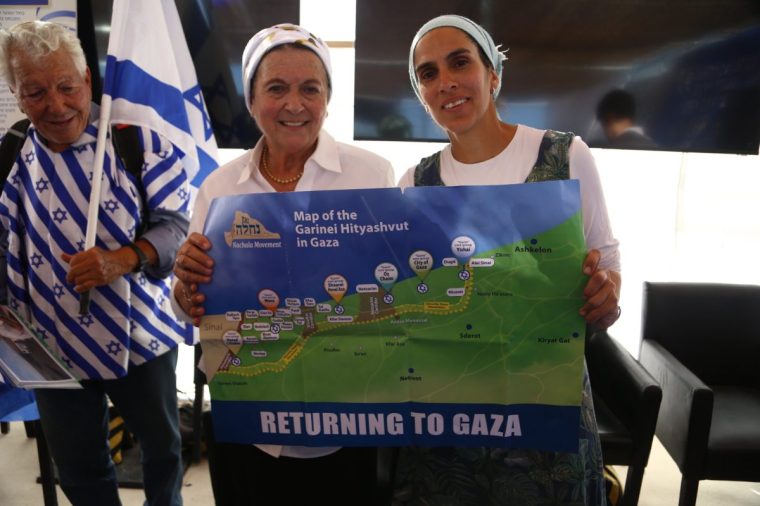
220;267;475;377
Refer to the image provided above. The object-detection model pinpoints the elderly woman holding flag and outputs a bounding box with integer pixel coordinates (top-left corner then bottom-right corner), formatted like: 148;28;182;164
0;20;190;506
172;24;394;505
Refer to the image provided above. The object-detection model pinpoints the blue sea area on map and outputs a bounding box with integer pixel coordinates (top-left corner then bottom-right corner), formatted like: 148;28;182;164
202;180;581;315
403;180;581;260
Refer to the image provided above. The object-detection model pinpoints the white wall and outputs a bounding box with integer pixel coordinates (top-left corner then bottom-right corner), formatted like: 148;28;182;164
594;150;760;353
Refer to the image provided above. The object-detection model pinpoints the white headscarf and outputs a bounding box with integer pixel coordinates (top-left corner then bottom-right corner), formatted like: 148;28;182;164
408;15;507;102
241;23;332;112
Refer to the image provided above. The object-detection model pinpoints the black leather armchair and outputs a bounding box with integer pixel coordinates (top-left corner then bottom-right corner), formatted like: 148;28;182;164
638;282;760;506
586;330;662;506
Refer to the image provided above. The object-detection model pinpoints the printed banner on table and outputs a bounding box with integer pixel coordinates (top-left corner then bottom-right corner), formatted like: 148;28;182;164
200;180;588;452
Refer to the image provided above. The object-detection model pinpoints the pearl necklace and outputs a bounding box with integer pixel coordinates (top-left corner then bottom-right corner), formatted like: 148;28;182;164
260;143;304;185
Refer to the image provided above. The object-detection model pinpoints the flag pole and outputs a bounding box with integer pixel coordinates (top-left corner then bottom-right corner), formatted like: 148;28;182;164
79;94;112;314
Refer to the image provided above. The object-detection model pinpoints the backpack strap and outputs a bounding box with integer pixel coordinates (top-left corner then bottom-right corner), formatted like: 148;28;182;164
112;124;144;180
413;151;444;186
524;129;574;183
0;119;31;192
112;124;148;234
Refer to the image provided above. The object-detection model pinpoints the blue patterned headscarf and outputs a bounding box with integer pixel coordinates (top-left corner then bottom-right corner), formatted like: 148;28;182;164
408;15;507;102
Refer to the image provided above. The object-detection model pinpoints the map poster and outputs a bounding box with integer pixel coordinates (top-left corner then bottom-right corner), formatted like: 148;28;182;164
200;180;588;452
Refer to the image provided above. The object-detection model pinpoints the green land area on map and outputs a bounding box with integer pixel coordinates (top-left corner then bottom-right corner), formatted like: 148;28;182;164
200;214;587;408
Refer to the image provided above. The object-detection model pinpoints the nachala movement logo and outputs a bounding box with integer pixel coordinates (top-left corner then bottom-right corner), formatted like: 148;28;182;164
224;211;282;249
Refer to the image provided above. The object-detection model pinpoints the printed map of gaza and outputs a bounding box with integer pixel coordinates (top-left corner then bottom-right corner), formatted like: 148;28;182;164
199;182;588;449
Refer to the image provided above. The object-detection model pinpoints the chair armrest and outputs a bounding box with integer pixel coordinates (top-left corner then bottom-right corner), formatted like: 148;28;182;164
587;332;661;455
639;339;713;474
588;332;661;419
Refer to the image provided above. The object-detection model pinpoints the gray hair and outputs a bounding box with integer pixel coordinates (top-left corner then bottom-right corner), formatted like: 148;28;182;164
0;20;86;91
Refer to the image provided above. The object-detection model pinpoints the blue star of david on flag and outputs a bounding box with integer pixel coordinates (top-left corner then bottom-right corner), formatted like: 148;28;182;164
52;208;68;224
35;178;49;192
183;84;214;141
106;341;123;356
103;200;120;213
78;314;95;327
30;253;44;268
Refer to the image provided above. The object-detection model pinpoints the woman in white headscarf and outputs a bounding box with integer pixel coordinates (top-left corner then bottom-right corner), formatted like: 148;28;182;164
392;15;621;505
171;24;394;505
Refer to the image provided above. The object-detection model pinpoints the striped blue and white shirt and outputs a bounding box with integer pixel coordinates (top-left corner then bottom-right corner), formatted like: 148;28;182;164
0;105;193;380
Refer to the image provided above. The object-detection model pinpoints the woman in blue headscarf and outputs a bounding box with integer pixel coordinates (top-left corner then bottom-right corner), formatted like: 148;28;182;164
393;15;621;505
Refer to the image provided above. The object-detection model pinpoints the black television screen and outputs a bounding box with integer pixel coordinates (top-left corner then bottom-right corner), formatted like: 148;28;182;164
83;0;299;149
355;0;760;154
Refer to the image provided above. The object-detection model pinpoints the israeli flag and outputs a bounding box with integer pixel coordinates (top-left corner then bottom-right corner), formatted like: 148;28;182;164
103;0;219;187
